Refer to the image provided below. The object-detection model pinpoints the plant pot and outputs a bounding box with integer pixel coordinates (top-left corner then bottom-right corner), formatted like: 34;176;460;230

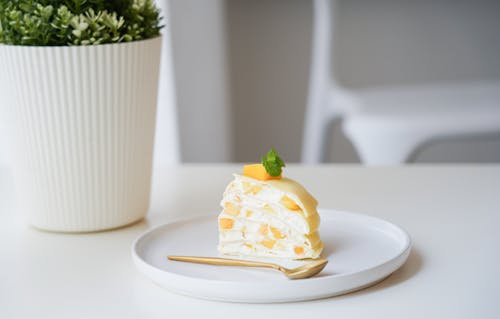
0;37;162;232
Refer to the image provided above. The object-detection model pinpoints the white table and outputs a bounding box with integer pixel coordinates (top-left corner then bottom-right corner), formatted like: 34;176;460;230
1;165;499;318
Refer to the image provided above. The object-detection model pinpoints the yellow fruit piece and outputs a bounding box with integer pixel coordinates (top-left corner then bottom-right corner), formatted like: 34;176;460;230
262;204;274;213
234;195;241;202
224;202;240;216
260;239;276;249
249;186;262;195
219;218;234;230
246;210;253;217
243;164;281;181
242;181;262;195
280;196;302;211
294;246;304;255
241;181;249;191
270;226;286;239
244;243;253;249
259;224;269;235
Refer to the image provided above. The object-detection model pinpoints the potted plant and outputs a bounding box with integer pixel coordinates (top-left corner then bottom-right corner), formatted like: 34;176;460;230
0;0;163;232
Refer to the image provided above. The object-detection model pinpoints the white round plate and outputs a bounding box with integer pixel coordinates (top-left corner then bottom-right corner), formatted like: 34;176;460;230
132;209;411;303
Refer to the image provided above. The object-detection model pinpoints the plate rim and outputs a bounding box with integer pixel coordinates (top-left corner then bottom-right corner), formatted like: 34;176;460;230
132;209;412;285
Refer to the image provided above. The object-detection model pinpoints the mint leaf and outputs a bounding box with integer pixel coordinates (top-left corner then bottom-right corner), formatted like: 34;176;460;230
261;148;285;176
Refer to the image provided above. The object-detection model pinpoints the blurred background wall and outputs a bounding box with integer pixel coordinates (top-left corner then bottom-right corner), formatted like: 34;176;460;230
169;0;500;163
168;0;232;162
3;0;497;165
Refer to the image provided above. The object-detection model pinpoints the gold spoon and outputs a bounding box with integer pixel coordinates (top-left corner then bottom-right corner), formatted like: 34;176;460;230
168;255;328;279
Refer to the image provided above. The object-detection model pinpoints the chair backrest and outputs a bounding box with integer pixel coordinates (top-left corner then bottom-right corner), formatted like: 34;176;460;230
311;0;343;91
309;0;360;114
302;0;361;163
153;0;180;165
311;0;331;89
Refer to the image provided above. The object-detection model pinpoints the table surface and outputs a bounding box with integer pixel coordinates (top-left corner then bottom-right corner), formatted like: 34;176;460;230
1;164;499;319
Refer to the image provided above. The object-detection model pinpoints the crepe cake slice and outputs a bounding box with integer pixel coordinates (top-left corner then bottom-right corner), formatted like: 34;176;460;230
217;159;323;259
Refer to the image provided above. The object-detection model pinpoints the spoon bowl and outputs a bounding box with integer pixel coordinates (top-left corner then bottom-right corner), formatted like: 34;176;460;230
280;258;328;279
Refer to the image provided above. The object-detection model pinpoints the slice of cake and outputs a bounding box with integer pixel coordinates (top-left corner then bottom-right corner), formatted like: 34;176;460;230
218;149;323;259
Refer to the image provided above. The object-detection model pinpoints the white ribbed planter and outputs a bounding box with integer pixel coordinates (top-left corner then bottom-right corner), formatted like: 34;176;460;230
0;37;162;232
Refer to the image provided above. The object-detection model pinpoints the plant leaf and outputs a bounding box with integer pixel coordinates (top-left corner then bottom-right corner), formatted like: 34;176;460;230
261;149;286;177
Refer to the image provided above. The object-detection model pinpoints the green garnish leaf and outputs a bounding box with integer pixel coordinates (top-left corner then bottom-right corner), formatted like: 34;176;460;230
261;148;285;177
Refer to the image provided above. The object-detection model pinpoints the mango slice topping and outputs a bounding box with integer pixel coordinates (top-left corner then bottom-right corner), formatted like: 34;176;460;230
243;164;281;181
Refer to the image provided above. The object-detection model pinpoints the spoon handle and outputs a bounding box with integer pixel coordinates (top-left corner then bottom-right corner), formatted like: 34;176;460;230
168;255;280;270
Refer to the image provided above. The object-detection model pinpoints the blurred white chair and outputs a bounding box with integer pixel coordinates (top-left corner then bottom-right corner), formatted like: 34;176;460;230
302;0;500;165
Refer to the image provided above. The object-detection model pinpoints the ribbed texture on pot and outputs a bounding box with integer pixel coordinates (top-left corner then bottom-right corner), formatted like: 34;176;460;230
0;37;162;232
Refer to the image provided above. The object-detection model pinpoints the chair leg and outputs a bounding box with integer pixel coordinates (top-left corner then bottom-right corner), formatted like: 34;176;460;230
301;110;335;163
343;121;426;165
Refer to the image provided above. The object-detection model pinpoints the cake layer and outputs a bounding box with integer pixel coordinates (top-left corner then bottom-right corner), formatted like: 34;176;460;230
218;239;323;259
223;174;320;232
218;212;322;247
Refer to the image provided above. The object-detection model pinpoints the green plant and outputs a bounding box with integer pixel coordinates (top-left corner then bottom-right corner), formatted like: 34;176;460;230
0;0;162;46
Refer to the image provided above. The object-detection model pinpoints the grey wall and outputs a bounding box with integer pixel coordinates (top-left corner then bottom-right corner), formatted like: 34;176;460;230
169;0;232;162
227;0;312;163
335;0;500;88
